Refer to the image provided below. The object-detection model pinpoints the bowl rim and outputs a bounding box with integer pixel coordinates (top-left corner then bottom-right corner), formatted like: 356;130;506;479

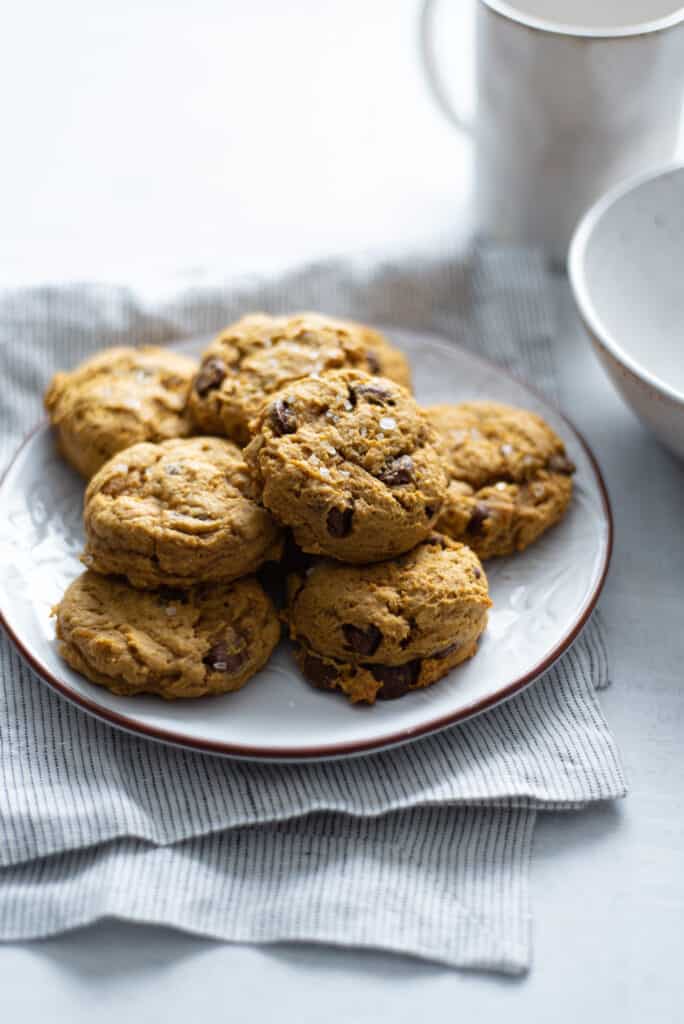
482;1;684;40
568;161;684;410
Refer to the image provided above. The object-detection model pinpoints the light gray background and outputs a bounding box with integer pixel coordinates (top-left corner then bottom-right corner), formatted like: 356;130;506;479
2;1;683;1018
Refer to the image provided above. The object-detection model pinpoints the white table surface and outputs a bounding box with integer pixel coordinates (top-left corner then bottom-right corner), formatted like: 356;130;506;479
2;2;684;1019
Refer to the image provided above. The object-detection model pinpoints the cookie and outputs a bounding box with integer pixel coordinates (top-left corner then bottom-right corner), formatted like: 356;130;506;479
188;313;412;445
287;534;491;704
245;369;448;563
83;437;283;589
426;401;575;559
44;346;196;478
53;571;280;699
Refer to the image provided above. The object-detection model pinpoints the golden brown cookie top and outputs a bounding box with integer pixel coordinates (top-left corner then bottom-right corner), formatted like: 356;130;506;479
245;369;448;563
427;401;575;559
426;401;575;490
44;346;196;478
188;312;412;445
53;571;280;699
287;534;491;668
83;437;283;589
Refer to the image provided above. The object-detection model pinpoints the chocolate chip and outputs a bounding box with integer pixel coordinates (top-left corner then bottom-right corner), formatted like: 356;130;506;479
300;650;338;691
194;357;227;396
548;454;576;475
342;623;382;656
370;660;421;700
326;505;353;537
399;616;418;649
366;351;381;374
468;502;491;535
354;383;393;404
433;641;461;660
473;567;482;579
269;398;297;436
378;454;413;486
425;505;435;518
203;641;246;673
157;587;189;605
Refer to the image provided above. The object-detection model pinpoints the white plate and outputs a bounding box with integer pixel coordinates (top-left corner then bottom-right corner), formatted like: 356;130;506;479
0;328;612;761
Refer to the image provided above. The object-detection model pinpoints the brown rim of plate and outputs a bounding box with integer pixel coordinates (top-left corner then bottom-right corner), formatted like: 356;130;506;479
0;332;613;762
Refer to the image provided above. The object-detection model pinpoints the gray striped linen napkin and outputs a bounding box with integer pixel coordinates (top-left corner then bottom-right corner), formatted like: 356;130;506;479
0;247;626;973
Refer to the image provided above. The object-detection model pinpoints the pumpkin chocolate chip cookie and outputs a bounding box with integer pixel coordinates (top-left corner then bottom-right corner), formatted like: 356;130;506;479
44;346;196;479
188;313;412;445
287;534;491;704
245;369;448;563
53;571;280;699
426;401;575;559
83;436;283;589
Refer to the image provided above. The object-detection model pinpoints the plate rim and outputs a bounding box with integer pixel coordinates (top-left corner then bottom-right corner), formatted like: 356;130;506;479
0;330;613;762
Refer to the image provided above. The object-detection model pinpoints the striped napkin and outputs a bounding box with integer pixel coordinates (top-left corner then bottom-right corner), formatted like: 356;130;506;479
0;247;626;973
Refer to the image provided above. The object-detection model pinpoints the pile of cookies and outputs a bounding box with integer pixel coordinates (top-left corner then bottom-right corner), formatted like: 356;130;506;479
45;313;575;705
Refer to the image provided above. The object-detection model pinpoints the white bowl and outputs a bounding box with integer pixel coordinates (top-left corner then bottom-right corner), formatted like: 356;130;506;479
569;163;684;460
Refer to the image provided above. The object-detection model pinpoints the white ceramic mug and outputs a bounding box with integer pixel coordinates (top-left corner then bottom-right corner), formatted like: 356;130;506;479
421;0;684;263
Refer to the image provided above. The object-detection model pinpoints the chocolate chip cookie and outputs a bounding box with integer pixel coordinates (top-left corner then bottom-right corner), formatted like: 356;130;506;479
426;401;575;559
53;571;280;699
44;346;196;479
287;534;491;703
83;437;283;588
188;313;412;445
245;369;448;563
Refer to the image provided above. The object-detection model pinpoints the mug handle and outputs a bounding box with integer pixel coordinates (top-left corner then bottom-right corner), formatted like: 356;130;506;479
419;0;472;133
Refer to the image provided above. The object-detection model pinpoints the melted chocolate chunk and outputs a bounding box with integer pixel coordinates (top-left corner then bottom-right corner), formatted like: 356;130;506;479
547;453;576;475
342;623;382;656
433;640;461;660
269;398;298;436
399;616;418;650
326;505;353;537
157;587;190;605
378;454;414;486
300;650;339;691
468;502;491;535
354;383;393;404
203;641;246;673
195;357;227;396
370;660;421;700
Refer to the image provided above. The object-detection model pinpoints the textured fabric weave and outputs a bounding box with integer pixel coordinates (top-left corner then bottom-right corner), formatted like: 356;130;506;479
0;247;626;972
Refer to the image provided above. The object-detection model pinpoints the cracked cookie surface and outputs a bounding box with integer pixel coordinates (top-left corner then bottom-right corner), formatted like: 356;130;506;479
245;369;448;563
54;571;280;699
287;534;491;703
44;346;196;479
188;312;412;445
83;437;283;588
426;401;575;559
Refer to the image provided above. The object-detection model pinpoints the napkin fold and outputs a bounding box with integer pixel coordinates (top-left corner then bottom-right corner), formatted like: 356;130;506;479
0;246;626;973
